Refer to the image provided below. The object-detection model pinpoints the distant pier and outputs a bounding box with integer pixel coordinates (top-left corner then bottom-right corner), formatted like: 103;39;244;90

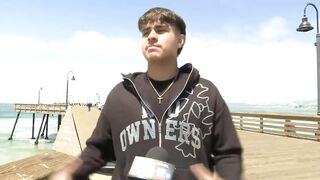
8;103;67;145
15;103;67;114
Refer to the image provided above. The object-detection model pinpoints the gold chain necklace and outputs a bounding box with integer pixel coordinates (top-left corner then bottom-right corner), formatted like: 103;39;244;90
147;76;176;104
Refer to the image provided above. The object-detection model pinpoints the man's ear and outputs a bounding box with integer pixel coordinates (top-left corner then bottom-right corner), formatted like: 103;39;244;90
177;34;185;49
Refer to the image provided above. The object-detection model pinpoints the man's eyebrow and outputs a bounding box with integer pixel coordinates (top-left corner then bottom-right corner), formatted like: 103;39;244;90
154;24;169;28
141;23;169;31
141;27;151;32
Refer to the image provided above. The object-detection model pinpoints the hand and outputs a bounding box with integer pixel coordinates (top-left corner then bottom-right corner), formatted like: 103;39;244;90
49;158;83;180
48;169;72;180
189;163;223;180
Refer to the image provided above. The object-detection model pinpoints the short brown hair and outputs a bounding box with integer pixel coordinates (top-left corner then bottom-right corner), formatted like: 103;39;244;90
138;7;186;55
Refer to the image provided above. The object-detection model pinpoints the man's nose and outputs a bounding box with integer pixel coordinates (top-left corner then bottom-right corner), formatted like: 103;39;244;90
147;29;158;42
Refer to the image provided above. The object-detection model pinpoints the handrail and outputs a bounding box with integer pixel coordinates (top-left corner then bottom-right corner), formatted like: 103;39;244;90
231;112;320;141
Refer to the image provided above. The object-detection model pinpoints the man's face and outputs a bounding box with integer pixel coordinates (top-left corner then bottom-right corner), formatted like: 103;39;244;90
140;22;184;62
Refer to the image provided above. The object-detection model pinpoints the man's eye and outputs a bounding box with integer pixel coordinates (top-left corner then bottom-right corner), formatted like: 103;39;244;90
156;28;166;34
142;31;149;37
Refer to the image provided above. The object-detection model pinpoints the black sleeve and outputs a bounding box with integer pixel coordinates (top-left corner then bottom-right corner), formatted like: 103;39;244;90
73;98;116;179
211;90;243;180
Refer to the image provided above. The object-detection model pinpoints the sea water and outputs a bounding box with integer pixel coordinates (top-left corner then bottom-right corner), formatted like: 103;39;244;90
0;103;58;165
228;102;317;115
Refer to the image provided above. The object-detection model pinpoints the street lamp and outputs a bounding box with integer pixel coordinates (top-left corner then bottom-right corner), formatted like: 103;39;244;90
66;71;75;106
96;92;100;105
38;87;43;104
297;2;320;115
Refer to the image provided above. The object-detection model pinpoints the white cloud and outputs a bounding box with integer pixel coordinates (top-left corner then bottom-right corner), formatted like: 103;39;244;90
257;16;288;41
180;17;316;104
0;16;317;104
0;32;145;104
0;34;48;62
49;32;141;60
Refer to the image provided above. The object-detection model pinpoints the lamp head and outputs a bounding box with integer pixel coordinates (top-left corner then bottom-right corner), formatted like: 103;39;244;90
71;76;75;81
297;17;314;32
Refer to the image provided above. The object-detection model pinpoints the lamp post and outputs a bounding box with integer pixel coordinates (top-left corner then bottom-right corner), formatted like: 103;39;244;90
297;2;320;115
96;92;100;105
38;87;43;104
66;71;75;106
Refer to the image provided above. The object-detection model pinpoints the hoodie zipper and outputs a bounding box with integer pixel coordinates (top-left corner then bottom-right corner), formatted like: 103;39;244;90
123;77;162;146
123;67;194;147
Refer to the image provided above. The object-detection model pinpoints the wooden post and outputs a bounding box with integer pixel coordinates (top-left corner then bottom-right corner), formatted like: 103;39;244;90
45;114;49;139
40;114;49;139
35;114;47;145
240;116;243;130
285;119;295;137
58;114;62;131
316;121;320;141
31;113;35;139
285;119;289;136
8;111;21;140
259;117;263;133
41;114;49;139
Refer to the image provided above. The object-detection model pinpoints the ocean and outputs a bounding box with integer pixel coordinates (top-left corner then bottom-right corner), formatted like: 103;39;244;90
0;103;58;165
228;102;317;115
0;102;317;165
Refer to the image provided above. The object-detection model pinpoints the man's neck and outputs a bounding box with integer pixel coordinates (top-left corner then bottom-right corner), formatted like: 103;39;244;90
147;60;178;81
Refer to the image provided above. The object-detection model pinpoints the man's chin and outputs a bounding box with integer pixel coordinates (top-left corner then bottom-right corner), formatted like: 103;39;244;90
147;54;163;62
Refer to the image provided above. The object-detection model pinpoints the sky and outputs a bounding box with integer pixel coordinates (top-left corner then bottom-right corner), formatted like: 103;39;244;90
0;0;319;105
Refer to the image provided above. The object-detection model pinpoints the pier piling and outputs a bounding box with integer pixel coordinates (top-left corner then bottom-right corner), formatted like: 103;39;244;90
31;113;35;139
8;111;21;140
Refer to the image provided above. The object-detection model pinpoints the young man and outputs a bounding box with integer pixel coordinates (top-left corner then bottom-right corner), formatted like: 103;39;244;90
51;7;242;180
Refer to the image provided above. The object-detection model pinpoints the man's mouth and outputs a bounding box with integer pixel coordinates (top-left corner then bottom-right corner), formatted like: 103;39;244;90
147;45;160;51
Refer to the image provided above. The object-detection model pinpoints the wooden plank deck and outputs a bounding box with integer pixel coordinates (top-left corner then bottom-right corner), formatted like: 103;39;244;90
0;151;75;180
1;131;318;179
237;130;320;180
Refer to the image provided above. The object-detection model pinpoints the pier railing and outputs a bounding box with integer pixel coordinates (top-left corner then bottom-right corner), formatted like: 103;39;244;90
231;112;320;141
15;103;67;114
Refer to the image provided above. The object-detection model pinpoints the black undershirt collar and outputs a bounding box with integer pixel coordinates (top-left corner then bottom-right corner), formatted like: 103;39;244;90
148;77;175;93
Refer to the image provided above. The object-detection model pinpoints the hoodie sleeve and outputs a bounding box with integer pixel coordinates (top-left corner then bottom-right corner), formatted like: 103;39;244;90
211;89;243;180
72;96;116;180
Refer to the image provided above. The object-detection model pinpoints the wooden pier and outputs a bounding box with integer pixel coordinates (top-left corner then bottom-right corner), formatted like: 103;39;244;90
0;108;319;179
231;112;320;179
8;103;67;145
14;103;67;114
